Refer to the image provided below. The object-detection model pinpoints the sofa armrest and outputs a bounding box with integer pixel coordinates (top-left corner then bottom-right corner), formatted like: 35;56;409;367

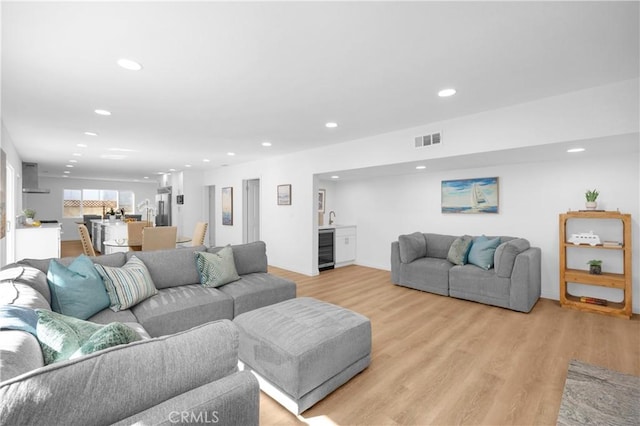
390;241;401;283
0;320;242;426
509;247;541;313
112;371;259;426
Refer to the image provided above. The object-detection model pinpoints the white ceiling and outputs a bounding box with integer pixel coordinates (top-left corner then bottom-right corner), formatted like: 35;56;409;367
2;1;639;182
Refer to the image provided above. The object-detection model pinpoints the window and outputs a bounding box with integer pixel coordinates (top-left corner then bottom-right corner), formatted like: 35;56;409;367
63;189;135;218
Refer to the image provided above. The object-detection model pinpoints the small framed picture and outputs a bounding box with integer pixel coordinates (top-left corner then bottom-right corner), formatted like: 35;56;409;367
222;187;233;225
277;184;292;205
318;189;326;212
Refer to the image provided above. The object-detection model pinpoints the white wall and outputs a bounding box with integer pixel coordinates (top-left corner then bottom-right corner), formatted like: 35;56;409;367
203;80;639;312
23;177;157;241
1;122;24;267
331;152;639;312
169;170;208;243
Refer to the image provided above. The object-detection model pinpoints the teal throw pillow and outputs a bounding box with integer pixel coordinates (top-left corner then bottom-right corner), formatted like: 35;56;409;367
35;309;140;365
47;255;110;320
195;246;241;288
467;235;501;270
446;235;473;265
94;256;158;312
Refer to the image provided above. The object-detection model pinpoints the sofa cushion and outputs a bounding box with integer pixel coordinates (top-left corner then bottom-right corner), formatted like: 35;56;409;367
35;309;140;365
398;257;453;296
449;265;511;307
1;265;51;305
196;247;241;288
0;281;51;311
467;236;501;270
446;235;473;265
0;330;44;382
494;238;531;278
398;232;427;263
88;307;138;325
125;245;205;289
131;284;234;337
218;273;297;317
208;241;269;275
18;252;126;275
95;256;158;312
46;255;110;320
424;233;458;259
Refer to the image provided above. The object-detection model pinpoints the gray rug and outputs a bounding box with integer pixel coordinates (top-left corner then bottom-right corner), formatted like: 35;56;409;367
557;359;640;426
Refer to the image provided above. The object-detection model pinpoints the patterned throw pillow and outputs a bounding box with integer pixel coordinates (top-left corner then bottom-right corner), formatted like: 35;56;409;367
195;246;241;288
47;255;110;320
35;309;140;365
446;235;473;265
94;256;158;312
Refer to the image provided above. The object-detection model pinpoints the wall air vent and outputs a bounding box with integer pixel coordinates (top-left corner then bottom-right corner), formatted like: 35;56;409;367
414;132;442;148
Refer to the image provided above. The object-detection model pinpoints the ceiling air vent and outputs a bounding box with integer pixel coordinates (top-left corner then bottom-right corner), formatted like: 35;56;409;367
414;132;442;148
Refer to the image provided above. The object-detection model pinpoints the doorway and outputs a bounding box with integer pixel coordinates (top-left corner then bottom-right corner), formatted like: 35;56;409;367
207;185;216;246
243;179;260;243
5;163;16;264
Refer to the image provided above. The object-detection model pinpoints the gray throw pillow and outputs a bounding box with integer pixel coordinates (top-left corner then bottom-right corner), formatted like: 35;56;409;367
446;235;473;265
195;246;241;288
398;232;427;263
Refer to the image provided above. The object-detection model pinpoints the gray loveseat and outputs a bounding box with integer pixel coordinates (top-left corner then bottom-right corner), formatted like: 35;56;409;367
0;241;296;425
391;233;541;312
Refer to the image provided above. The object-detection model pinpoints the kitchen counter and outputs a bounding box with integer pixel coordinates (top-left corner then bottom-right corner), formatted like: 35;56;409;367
318;224;354;230
17;223;62;230
16;224;61;260
91;219;128;253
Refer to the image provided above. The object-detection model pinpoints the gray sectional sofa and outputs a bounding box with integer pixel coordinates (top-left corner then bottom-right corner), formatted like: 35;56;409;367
391;233;541;312
0;241;296;425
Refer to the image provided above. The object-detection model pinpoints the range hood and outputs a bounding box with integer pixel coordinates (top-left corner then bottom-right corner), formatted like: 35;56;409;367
22;162;51;194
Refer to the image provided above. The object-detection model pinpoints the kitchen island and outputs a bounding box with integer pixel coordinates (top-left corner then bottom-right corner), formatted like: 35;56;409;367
15;223;62;261
91;219;128;254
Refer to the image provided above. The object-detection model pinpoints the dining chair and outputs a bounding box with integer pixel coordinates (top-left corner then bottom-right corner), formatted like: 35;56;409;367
141;226;177;251
78;224;97;257
191;222;208;246
127;221;147;251
82;214;101;238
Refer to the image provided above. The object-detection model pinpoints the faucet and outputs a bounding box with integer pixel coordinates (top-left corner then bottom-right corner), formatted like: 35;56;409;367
329;211;336;225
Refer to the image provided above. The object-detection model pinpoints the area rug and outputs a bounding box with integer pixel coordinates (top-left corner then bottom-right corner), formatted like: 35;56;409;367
557;359;640;426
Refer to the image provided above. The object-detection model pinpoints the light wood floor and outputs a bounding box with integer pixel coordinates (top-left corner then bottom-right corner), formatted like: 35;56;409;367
61;241;640;425
263;265;639;426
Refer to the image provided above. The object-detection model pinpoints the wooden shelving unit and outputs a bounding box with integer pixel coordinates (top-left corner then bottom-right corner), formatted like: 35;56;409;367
559;211;632;319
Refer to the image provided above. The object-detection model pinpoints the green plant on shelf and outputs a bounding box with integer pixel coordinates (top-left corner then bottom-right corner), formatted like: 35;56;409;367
23;208;36;219
585;189;599;202
587;259;602;275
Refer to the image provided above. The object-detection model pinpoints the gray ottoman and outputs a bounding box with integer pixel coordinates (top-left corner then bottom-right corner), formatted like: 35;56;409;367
233;297;371;414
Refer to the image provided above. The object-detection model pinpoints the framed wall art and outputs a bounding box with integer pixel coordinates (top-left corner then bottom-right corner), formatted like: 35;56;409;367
277;184;291;205
318;189;326;212
222;187;233;225
441;177;499;214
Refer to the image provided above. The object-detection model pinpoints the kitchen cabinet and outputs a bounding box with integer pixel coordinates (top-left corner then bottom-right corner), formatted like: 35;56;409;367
335;226;357;267
15;224;61;260
91;219;128;253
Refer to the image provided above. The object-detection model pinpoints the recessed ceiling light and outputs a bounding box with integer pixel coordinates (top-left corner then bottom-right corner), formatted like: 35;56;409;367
325;122;338;128
143;176;149;179
227;152;235;156
65;164;74;168
94;109;111;116
72;153;82;157
157;172;164;175
77;143;88;148
262;141;272;147
117;58;143;71
64;171;70;174
100;154;126;160
567;148;585;153
203;159;210;163
185;164;192;168
108;148;136;152
331;175;340;179
169;168;176;172
416;165;426;170
84;131;98;136
69;159;78;163
438;88;457;97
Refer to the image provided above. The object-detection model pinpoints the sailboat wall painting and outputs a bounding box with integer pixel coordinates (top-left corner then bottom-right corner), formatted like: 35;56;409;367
441;177;499;214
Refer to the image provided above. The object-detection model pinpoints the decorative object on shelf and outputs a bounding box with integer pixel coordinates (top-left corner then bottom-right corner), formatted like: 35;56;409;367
579;296;607;306
106;207;117;223
23;208;36;225
222;187;233;225
585;189;599;210
137;199;156;225
568;231;601;246
587;259;602;275
441;177;499;214
277;184;292;206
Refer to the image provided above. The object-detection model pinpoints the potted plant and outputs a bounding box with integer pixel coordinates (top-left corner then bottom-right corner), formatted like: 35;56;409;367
587;259;602;275
23;208;36;225
585;189;599;210
106;207;117;222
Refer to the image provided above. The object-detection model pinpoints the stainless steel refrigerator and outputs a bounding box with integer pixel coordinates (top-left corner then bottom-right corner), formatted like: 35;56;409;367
155;186;172;226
